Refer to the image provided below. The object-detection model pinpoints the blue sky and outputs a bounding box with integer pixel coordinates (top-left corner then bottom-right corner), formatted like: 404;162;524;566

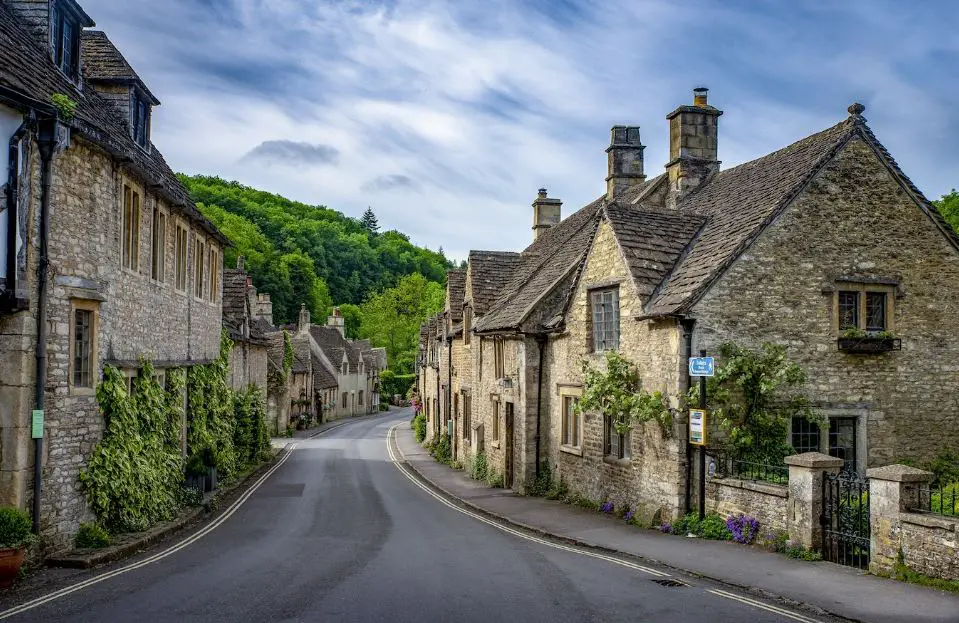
80;0;959;261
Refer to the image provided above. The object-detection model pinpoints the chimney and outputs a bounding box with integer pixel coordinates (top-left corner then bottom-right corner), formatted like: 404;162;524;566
665;87;722;208
606;125;645;200
254;293;273;326
531;188;562;241
297;303;310;334
327;306;345;337
236;255;245;271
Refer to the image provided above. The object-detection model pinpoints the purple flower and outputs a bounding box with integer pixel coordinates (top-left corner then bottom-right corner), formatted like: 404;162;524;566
659;522;674;534
600;501;614;514
624;510;635;522
726;514;760;544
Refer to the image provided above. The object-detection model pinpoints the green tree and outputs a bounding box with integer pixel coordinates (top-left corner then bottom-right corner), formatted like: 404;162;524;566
361;207;379;236
358;273;445;373
934;189;959;233
338;303;362;339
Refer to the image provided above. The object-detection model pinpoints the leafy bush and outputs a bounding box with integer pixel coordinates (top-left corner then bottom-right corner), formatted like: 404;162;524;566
412;413;427;443
0;507;35;549
469;452;489;482
670;512;732;540
180;486;204;508
525;462;556;497
74;523;111;549
427;434;452;465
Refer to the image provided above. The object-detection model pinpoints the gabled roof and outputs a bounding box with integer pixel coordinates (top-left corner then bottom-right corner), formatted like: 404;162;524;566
309;326;362;372
80;31;160;105
0;1;228;245
311;354;338;389
445;269;466;322
467;251;523;316
222;268;272;345
222;269;248;325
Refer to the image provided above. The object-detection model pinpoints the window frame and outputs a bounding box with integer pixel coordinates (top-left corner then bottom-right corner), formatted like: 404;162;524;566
491;398;501;447
151;205;167;283
69;300;99;394
790;416;822;454
51;2;81;80
560;390;583;454
463;305;472;346
131;92;152;149
208;245;220;304
589;287;620;353
121;184;142;272
833;282;894;334
174;221;189;293
603;413;630;461
193;235;206;300
493;338;505;379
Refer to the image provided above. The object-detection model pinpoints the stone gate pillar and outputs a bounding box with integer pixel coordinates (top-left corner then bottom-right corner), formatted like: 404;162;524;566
785;452;844;549
866;464;934;575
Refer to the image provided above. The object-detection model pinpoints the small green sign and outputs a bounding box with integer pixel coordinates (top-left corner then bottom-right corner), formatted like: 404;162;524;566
31;410;44;439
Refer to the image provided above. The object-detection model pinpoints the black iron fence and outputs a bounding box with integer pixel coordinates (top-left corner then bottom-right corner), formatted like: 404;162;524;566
907;483;959;518
708;451;789;485
822;471;871;568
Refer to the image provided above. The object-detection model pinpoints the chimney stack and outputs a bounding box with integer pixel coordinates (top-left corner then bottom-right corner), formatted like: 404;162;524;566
665;87;722;209
531;188;562;241
606;125;645;201
254;293;273;326
298;303;310;334
327;306;345;337
236;255;245;271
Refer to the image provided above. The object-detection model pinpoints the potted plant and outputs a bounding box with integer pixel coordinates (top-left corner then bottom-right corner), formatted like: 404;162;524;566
0;507;36;587
837;328;901;353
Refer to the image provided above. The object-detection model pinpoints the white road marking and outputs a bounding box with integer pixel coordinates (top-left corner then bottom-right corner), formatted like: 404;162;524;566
388;424;828;623
0;417;364;620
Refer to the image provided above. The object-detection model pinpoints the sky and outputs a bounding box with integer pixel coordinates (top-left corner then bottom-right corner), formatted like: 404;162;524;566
80;0;959;262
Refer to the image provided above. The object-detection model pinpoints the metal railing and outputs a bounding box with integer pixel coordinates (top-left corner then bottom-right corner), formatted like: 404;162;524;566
709;451;789;485
908;483;959;518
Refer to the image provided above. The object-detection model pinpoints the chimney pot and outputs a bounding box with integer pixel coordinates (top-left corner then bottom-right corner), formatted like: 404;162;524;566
693;87;709;107
236;255;245;270
665;87;722;209
848;102;865;116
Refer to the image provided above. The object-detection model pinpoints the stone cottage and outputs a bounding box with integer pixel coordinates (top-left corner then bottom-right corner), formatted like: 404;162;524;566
0;0;229;551
425;87;959;520
222;257;271;393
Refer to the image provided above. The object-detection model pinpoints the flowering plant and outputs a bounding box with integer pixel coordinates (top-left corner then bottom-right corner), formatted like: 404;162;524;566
659;522;674;534
624;509;635;522
725;514;760;544
600;501;614;514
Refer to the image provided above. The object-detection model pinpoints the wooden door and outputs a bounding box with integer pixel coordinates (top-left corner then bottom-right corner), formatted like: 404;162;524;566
504;402;514;489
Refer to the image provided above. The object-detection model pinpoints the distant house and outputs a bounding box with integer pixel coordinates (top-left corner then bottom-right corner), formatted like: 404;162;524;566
0;0;229;551
222;258;271;393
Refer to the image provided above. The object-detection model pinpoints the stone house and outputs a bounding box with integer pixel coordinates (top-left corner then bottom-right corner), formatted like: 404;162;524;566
0;0;229;551
222;257;271;393
426;87;959;520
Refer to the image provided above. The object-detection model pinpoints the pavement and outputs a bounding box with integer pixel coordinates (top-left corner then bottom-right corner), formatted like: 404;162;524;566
393;421;959;623
0;408;855;623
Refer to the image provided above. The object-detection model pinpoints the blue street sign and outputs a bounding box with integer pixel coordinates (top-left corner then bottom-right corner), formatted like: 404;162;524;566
688;356;715;377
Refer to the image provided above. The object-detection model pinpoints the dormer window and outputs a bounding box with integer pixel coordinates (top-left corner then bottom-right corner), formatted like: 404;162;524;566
132;93;151;148
50;2;81;80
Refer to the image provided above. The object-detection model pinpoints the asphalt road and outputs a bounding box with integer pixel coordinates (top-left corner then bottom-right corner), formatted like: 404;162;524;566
0;410;832;622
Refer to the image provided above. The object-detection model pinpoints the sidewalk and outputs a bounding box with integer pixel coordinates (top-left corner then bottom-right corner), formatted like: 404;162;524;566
394;426;959;623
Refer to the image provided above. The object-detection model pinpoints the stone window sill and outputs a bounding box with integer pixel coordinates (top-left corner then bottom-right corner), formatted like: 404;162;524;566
491;440;500;449
70;386;96;397
560;445;583;457
603;456;631;467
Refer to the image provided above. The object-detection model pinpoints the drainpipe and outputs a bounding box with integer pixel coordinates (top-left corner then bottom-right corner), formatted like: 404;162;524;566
32;118;56;535
446;336;453;444
680;317;695;515
534;334;546;479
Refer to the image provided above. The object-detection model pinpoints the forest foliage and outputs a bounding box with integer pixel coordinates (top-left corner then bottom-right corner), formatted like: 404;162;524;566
180;175;451;325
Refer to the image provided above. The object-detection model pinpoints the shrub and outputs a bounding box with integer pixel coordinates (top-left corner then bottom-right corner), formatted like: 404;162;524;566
180;486;204;507
74;523;111;549
526;462;555;497
0;507;35;550
412;413;427;443
469;452;489;481
428;434;452;465
726;514;761;544
669;512;731;540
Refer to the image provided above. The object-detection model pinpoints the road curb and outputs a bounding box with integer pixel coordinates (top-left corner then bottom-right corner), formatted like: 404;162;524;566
390;427;845;623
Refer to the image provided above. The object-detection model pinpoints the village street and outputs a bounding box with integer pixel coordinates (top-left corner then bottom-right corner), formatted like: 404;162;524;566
0;410;834;623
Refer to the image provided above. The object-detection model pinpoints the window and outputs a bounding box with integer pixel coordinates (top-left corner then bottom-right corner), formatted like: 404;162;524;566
50;2;81;79
122;185;141;271
462;393;471;440
561;395;581;448
132;95;151;148
590;288;620;352
342;392;348;406
791;417;821;454
492;400;500;442
208;247;220;303
835;284;893;334
194;237;205;299
494;339;505;379
829;418;858;473
71;306;96;389
358;390;364;406
463;306;472;345
151;208;167;282
604;414;630;460
174;223;188;291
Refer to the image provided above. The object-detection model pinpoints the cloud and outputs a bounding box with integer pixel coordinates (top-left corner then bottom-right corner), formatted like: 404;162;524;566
361;174;420;193
240;141;339;167
79;0;959;262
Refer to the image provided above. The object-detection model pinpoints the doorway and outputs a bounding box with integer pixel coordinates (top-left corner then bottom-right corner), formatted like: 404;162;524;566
504;402;514;489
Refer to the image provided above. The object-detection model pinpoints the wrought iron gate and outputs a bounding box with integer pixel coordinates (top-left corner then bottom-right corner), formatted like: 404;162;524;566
821;471;870;568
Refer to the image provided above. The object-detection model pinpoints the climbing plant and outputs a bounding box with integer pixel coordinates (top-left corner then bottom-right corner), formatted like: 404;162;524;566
233;385;271;466
578;351;673;436
688;342;822;465
80;362;184;533
187;331;237;479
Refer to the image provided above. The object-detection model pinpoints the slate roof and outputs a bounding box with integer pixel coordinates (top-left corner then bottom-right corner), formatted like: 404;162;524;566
0;2;227;245
311;354;338;389
80;30;160;104
445;270;466;321
467;251;523;316
222;268;271;345
309;326;361;372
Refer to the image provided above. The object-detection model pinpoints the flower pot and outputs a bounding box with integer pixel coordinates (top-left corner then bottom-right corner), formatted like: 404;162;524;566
0;547;26;588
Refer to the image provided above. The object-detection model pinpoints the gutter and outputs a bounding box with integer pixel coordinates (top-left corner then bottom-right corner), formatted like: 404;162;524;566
33;118;57;534
680;317;695;515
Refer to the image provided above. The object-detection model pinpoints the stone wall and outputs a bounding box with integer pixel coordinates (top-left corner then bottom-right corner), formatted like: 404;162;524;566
705;477;789;534
692;137;959;469
227;341;268;392
0;134;225;553
472;334;522;487
542;220;687;521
